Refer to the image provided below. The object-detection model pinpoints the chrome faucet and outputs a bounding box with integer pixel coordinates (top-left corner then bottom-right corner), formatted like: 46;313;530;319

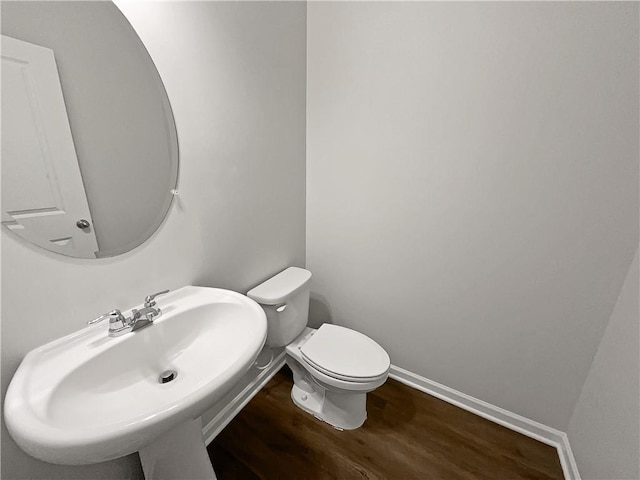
129;290;170;331
88;309;129;337
88;290;170;337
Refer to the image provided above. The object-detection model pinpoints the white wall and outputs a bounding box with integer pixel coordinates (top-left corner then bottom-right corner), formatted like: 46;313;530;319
567;248;639;480
307;1;639;430
1;2;306;479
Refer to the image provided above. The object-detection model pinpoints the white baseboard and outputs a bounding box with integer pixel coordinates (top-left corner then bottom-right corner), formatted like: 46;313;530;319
202;351;286;445
389;365;581;480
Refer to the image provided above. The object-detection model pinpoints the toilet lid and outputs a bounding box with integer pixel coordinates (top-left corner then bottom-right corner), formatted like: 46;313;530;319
300;324;390;380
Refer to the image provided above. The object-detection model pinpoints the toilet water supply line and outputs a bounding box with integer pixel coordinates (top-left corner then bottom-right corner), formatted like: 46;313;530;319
255;348;274;371
254;304;286;370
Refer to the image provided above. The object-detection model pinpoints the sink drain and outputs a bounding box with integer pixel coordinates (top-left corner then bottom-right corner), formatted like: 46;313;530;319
159;370;178;384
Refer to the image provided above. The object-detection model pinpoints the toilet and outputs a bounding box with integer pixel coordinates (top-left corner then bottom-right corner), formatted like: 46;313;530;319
247;267;390;430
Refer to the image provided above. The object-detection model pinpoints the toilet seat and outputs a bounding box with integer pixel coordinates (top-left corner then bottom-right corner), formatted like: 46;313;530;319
299;324;390;382
302;356;389;383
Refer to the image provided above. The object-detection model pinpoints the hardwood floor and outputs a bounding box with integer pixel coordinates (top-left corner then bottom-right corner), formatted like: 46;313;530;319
207;367;564;479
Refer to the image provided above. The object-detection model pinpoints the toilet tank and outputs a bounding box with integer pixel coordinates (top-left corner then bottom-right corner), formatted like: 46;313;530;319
247;267;312;348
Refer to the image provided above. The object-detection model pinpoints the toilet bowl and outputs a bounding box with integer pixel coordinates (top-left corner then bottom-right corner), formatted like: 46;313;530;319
247;267;390;430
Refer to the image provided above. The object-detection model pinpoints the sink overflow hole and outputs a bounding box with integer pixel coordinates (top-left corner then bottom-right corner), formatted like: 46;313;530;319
159;370;177;384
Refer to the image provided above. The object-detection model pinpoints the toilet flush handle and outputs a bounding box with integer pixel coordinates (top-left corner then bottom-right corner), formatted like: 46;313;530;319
275;304;287;313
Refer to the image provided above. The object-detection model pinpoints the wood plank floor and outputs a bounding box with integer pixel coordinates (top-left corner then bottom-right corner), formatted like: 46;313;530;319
207;367;564;479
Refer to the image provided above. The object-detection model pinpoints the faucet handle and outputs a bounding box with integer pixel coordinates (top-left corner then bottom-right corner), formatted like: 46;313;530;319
88;309;124;325
144;290;169;308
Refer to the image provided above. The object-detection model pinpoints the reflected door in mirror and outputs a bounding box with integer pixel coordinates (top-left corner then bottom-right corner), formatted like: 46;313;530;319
1;35;99;258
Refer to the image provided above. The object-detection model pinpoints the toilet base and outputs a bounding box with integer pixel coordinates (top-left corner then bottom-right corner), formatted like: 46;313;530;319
287;358;367;430
291;384;328;423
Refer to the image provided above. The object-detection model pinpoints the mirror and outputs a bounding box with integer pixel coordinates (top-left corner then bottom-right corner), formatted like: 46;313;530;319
1;1;178;259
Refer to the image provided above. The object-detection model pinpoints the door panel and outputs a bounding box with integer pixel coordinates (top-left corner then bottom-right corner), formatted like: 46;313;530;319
2;35;99;257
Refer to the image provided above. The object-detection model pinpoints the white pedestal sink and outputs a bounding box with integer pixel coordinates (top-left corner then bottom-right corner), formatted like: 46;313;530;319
4;286;267;479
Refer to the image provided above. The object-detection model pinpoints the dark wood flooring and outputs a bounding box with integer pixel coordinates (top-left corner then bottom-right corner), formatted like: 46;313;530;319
207;367;564;479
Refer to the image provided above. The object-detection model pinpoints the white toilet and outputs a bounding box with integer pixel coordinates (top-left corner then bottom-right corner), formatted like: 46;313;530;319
247;267;390;430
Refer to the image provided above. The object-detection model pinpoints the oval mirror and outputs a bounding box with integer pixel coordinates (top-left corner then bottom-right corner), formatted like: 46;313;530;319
1;1;178;259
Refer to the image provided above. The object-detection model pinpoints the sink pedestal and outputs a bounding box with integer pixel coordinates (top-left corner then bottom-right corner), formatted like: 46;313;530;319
139;418;216;480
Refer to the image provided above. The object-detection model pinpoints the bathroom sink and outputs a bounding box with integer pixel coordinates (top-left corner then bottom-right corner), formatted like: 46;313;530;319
4;286;267;465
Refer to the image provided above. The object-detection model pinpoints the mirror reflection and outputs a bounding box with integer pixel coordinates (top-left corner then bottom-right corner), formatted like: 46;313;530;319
1;1;178;259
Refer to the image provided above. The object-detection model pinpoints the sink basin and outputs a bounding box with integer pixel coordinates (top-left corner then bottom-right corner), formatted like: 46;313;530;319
4;286;267;466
